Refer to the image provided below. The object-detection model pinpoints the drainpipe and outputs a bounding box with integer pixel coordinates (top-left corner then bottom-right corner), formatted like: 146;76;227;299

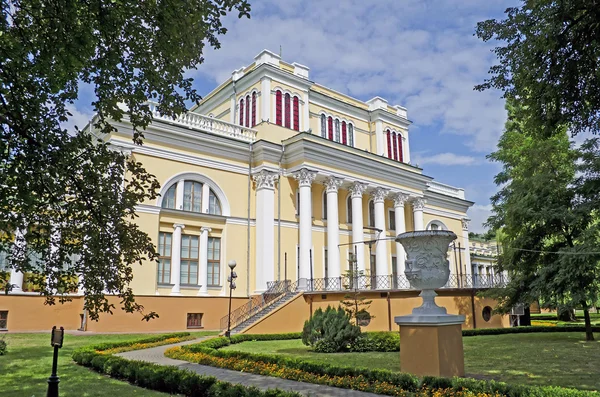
246;142;253;298
277;142;286;281
368;112;373;153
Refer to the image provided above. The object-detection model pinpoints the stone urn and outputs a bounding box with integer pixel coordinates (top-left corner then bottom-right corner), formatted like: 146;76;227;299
395;230;457;315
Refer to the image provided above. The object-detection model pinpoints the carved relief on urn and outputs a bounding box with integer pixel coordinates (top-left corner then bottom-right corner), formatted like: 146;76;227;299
396;230;457;315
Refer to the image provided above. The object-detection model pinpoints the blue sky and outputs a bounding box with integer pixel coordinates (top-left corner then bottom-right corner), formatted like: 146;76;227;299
69;0;517;233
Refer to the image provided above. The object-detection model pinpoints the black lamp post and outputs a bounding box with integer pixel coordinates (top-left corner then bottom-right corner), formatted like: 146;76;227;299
225;260;237;338
47;326;64;397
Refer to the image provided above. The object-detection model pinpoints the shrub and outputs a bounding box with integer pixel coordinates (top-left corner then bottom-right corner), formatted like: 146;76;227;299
0;337;7;355
350;332;400;352
302;306;361;352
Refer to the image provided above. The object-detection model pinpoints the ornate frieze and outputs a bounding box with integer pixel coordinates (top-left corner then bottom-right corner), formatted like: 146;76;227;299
411;197;426;211
461;218;470;231
392;192;410;208
324;176;343;193
253;170;278;190
349;181;367;198
293;168;317;187
371;187;389;203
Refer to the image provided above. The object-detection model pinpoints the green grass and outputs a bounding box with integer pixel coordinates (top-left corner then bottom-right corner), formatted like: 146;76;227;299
0;331;217;397
221;332;600;391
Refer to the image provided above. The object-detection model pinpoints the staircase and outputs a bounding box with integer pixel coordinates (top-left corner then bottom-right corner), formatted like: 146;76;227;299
220;280;300;335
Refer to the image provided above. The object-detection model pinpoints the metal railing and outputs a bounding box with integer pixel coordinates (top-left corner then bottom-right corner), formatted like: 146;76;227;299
147;101;257;143
219;279;298;332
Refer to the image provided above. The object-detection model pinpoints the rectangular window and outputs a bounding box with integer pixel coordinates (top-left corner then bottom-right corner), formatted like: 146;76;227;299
207;237;221;286
157;232;172;284
0;311;7;330
187;313;203;328
389;210;396;231
181;235;199;285
183;181;202;212
0;251;8;272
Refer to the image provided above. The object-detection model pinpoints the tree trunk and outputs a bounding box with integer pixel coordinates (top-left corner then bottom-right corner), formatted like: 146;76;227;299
583;307;594;342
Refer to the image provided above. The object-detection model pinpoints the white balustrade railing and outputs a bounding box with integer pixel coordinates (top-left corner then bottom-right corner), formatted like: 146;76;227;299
146;102;257;143
427;181;465;199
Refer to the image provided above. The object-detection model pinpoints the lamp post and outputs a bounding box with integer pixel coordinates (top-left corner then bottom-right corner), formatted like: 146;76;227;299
47;326;64;397
225;260;237;338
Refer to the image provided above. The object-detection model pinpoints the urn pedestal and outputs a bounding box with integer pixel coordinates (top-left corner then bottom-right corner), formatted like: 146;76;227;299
394;230;465;378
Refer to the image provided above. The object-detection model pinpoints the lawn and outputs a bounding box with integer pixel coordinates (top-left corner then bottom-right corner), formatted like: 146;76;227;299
221;332;600;391
0;331;217;397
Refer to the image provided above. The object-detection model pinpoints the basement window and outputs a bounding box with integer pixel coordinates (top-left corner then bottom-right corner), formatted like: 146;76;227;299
187;313;203;329
0;311;7;330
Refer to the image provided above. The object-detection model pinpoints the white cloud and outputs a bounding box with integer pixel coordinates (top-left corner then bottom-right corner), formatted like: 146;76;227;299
414;152;479;166
467;204;493;233
62;104;94;135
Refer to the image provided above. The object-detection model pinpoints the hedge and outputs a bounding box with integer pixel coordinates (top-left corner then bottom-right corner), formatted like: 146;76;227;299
166;332;599;397
462;326;600;337
72;334;302;397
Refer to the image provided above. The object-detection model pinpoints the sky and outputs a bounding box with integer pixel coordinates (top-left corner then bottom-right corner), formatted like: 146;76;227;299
70;0;518;233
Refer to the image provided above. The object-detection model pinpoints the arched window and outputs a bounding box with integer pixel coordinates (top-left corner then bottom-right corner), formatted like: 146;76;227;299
293;96;300;131
334;119;340;142
320;114;326;138
239;98;244;126
284;93;291;129
327;116;333;140
426;220;447;231
368;199;375;227
245;94;250;127
348;124;354;147
183;181;202;212
398;133;404;162
209;190;222;215
322;190;327;220
251;92;257;127
392;132;398;161
275;90;282;126
347;195;353;224
342;122;347;145
386;129;392;158
162;184;177;209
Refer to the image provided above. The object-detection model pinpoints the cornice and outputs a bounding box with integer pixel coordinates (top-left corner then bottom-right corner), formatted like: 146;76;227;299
310;91;370;122
423;190;474;214
370;108;412;129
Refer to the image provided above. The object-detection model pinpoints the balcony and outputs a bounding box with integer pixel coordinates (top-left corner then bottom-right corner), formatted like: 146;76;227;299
427;181;465;199
147;102;257;143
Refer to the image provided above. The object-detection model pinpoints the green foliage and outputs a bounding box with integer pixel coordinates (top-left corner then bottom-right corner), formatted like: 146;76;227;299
301;306;361;352
349;332;400;352
462;326;600;337
0;337;7;355
0;0;250;321
91;332;191;352
340;254;374;327
475;1;600;138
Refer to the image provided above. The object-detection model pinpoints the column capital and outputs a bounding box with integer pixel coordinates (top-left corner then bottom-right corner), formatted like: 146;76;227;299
461;218;471;231
253;170;278;190
349;181;367;198
411;197;426;211
392;192;410;208
371;187;389;203
324;176;343;193
293;168;317;187
173;223;185;230
201;226;212;233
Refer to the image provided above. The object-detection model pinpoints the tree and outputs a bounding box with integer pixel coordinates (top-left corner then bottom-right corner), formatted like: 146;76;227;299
475;1;600;137
0;0;251;321
486;100;600;341
302;306;361;353
340;253;374;327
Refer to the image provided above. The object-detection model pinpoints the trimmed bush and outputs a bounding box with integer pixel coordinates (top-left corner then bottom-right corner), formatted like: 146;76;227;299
350;331;400;352
462;325;600;337
302;306;360;352
0;337;7;355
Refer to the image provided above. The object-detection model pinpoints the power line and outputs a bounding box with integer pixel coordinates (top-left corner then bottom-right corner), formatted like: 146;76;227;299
506;247;600;255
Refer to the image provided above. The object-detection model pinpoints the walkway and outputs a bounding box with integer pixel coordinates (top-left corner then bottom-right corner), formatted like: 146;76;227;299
117;338;384;397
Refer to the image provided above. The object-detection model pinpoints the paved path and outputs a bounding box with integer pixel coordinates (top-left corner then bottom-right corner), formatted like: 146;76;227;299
117;338;384;397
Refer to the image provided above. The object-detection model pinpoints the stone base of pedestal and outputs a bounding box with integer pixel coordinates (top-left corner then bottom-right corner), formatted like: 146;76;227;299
395;314;465;378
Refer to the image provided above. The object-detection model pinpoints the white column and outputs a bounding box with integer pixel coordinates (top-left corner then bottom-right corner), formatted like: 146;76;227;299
175;179;185;210
293;169;317;288
198;227;211;296
77;274;85;295
9;226;27;292
392;193;409;276
461;218;472;276
412;197;425;230
303;92;310;132
375;120;385;156
350;182;367;272
261;77;271;122
372;187;388;277
402;133;411;164
201;183;210;213
170;223;185;295
253;170;278;293
325;176;343;280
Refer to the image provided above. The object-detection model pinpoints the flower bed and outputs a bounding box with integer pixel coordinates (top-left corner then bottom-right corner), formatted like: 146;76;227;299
165;332;599;397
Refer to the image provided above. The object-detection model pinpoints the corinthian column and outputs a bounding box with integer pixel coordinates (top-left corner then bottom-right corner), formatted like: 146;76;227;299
392;192;409;276
293;168;317;289
372;187;389;278
412;197;426;230
253;170;278;292
324;176;343;281
350;182;367;272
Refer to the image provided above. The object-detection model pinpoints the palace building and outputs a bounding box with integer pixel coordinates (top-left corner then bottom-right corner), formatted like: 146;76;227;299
0;50;508;333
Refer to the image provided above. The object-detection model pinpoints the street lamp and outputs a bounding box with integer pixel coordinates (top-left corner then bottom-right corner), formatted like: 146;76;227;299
225;260;237;338
47;326;64;397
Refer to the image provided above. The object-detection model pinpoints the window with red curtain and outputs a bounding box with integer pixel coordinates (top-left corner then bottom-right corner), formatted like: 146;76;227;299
251;92;256;127
275;90;282;125
397;134;404;162
245;95;250;127
386;129;392;158
239;98;244;126
342;122;347;145
293;96;300;131
392;132;398;161
284;93;291;128
327;116;333;140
